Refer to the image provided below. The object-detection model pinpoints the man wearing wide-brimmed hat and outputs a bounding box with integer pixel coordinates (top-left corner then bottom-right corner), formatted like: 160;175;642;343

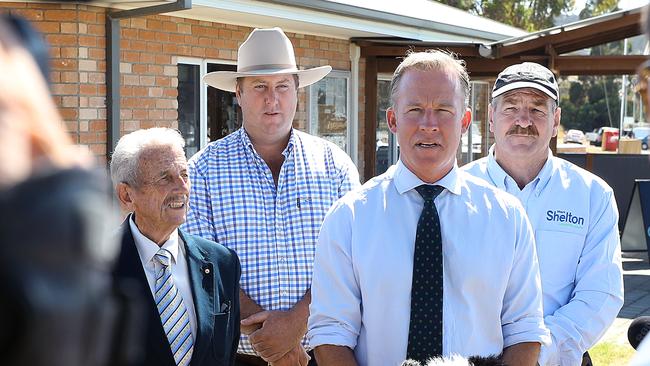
182;27;360;366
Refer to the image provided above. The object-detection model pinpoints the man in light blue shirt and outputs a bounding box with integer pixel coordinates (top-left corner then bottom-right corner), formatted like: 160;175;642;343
463;62;624;366
308;51;549;366
183;28;360;366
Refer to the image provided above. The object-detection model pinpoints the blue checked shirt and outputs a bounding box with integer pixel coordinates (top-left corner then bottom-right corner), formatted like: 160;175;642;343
182;127;360;355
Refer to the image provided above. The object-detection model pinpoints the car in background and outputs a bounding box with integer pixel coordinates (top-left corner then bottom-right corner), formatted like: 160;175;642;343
585;129;599;144
633;126;650;141
563;129;585;144
642;136;649;150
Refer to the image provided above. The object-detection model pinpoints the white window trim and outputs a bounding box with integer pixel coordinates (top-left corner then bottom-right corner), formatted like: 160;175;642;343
306;70;353;156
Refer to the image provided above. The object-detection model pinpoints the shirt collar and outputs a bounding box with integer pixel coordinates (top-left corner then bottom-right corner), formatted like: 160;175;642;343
393;159;462;196
238;127;296;158
129;214;180;267
486;145;554;196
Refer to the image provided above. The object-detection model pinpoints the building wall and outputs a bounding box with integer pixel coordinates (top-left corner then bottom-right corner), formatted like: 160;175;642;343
0;2;363;169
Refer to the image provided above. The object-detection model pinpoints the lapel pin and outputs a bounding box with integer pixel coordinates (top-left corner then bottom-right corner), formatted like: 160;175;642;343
204;267;210;274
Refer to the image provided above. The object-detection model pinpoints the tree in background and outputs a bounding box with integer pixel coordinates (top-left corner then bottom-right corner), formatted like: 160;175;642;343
438;0;574;31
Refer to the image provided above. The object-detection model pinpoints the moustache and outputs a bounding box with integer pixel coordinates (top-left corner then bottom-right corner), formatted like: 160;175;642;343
506;125;538;136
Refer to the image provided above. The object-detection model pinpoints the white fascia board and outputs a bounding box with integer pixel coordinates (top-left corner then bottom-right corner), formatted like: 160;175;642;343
188;0;504;42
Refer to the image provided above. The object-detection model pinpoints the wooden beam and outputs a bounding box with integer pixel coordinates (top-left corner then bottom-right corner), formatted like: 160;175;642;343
364;56;378;182
554;55;646;75
497;11;641;58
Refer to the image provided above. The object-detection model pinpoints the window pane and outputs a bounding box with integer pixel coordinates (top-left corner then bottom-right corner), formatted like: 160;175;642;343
177;64;200;157
376;79;392;175
207;63;241;141
309;76;348;151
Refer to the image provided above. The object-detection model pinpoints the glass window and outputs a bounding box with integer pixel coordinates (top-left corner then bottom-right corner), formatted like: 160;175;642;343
309;72;350;152
376;78;394;175
177;63;201;157
206;63;241;141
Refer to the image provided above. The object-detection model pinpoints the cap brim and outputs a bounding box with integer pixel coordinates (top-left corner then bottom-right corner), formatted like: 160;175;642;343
203;65;332;92
492;81;557;100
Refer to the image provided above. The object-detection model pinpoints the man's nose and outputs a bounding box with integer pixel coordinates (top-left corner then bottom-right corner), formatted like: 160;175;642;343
419;109;439;131
515;109;533;127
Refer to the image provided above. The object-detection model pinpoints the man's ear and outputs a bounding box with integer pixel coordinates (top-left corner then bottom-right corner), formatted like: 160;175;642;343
117;182;135;212
488;103;495;134
387;107;397;134
552;106;562;138
460;108;472;134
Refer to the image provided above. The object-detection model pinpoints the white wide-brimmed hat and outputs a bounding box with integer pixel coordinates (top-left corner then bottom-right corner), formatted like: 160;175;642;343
203;27;332;92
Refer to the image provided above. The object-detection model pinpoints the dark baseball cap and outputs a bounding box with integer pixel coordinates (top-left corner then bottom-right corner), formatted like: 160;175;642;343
492;62;559;100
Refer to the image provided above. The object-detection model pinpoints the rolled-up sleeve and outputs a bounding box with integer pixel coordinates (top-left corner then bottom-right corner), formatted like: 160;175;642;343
501;205;551;348
539;189;624;366
308;200;361;350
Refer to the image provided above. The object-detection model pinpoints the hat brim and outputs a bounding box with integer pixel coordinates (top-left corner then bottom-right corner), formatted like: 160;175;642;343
203;65;332;93
492;81;558;100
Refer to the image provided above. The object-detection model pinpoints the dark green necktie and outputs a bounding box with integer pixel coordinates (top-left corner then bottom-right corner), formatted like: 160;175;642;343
406;184;444;363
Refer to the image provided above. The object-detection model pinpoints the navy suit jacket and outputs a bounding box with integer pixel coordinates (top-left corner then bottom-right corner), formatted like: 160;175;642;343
113;217;240;366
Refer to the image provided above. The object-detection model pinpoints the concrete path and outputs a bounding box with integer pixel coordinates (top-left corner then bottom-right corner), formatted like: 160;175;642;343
598;251;650;346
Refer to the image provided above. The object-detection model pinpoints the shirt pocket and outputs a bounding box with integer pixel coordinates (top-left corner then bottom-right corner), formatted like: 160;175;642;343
535;230;584;287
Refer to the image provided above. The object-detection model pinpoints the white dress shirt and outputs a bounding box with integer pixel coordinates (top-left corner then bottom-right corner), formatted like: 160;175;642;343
462;147;624;366
130;217;197;341
308;161;550;366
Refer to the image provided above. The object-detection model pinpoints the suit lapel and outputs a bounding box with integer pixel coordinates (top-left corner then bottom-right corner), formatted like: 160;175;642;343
113;216;175;365
181;230;216;364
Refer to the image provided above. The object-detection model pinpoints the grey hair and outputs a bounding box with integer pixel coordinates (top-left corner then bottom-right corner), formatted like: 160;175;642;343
390;50;470;109
110;127;185;188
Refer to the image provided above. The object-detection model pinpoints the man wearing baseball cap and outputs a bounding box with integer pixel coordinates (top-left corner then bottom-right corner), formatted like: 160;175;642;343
182;27;360;366
463;62;623;366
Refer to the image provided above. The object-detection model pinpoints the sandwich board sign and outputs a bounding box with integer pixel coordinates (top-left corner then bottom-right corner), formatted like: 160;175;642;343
621;179;650;254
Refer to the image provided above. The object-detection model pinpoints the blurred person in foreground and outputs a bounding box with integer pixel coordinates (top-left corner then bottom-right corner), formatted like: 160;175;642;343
110;127;241;366
462;62;624;366
308;50;548;366
0;13;122;366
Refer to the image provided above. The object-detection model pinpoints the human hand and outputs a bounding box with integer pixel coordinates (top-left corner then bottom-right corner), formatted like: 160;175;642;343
269;344;310;366
244;310;306;362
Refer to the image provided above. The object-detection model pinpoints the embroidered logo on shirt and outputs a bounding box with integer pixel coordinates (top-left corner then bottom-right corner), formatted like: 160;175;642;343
546;210;585;228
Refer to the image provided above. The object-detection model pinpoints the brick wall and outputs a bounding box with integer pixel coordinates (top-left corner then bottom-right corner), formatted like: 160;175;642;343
1;2;363;167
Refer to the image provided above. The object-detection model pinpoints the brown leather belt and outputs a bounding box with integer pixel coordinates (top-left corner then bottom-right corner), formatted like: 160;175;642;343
235;353;269;366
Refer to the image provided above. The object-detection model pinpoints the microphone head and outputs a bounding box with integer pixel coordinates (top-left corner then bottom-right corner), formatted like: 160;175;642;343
628;316;650;349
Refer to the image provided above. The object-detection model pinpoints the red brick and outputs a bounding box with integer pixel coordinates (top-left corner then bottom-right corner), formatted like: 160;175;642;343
147;19;163;30
88;48;105;60
140;53;155;63
34;21;59;33
148;65;163;74
139;30;156;41
61;71;79;83
46;34;77;46
122;51;139;63
79;35;97;47
132;64;147;74
163;43;178;54
87;24;105;36
59;108;79;120
89;120;105;131
163;21;177;33
129;40;147;51
131;18;146;29
146;42;162;53
155;54;170;64
122;28;137;39
164;109;178;120
44;10;77;21
80;84;98;95
155;76;171;87
61;47;78;58
51;59;77;71
148;109;164;120
78;11;97;23
132;109;148;119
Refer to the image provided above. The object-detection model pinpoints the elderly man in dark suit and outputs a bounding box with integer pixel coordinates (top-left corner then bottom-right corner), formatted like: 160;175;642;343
110;127;240;366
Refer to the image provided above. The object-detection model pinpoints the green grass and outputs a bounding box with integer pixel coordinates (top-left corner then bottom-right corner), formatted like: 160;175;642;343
590;342;635;365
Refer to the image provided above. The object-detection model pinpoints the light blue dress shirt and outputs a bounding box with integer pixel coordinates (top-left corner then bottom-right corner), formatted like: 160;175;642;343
182;127;360;354
463;147;624;365
130;217;197;341
308;161;549;366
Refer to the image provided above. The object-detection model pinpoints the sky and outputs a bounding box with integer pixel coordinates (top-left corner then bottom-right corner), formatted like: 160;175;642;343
571;0;649;14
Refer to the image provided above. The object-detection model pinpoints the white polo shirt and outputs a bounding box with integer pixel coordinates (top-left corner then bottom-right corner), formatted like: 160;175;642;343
308;161;549;366
463;147;624;366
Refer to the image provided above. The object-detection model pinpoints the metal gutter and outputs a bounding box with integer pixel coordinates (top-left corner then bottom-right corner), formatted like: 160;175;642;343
106;0;192;158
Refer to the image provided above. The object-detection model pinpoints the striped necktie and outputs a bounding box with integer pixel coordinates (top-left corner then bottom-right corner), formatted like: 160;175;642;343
154;248;194;366
407;184;444;363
